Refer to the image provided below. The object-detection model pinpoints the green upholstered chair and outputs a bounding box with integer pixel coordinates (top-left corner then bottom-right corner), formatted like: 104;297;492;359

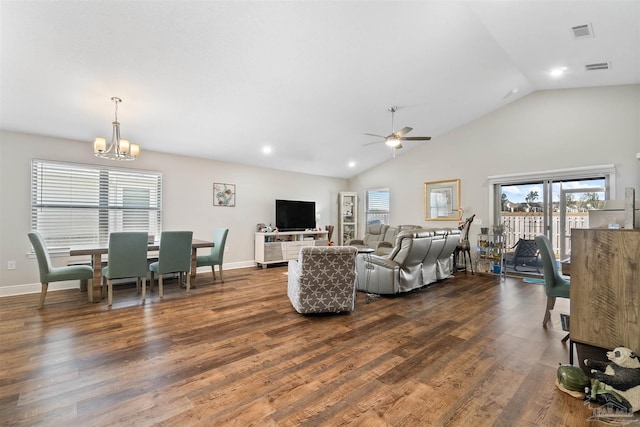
102;232;149;306
28;231;94;309
196;228;229;282
149;231;193;297
535;234;570;329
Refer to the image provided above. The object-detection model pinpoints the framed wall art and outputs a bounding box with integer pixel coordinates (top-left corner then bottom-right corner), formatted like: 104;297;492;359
424;179;461;220
213;183;236;207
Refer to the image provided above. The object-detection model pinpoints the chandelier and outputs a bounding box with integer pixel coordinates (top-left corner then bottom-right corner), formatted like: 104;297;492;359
93;97;140;160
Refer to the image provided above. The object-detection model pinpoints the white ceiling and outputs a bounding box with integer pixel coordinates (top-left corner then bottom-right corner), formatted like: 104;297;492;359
2;1;639;178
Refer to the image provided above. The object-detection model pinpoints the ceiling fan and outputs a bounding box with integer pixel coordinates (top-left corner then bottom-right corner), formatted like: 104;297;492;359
363;106;431;156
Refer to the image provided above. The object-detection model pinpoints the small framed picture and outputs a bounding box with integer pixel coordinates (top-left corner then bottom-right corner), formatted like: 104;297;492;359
213;183;236;207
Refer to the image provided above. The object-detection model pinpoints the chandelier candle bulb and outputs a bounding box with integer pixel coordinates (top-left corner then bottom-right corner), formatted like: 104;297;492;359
94;137;106;152
119;139;130;154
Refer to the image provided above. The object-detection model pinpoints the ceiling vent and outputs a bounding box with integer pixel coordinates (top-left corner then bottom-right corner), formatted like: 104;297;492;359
572;23;594;38
585;62;610;71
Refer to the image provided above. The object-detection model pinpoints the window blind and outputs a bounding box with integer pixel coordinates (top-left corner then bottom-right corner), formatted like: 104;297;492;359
31;159;162;248
365;188;390;225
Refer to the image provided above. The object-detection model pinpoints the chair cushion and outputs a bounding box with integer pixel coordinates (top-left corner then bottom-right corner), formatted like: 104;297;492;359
47;265;93;282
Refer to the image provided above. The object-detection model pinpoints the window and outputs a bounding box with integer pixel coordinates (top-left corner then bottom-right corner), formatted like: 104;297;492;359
365;188;390;225
31;159;162;248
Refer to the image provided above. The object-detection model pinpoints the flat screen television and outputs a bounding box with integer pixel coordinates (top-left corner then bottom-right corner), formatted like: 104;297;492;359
276;199;316;231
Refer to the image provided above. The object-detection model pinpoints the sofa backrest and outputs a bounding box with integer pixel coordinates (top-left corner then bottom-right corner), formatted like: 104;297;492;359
298;246;358;282
389;230;434;266
382;226;398;244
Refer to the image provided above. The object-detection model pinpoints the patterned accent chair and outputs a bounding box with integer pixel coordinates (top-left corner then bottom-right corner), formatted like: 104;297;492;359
287;246;358;314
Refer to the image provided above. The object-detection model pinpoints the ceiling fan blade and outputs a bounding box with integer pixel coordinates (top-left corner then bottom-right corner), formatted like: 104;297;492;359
364;133;386;138
399;136;431;141
363;140;385;146
394;127;413;137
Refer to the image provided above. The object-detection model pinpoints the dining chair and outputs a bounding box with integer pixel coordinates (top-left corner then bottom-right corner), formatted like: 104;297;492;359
535;234;570;333
102;232;149;306
149;231;193;297
28;231;94;309
196;228;229;282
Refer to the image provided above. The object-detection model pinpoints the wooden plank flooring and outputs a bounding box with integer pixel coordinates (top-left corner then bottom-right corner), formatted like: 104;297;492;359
0;267;605;426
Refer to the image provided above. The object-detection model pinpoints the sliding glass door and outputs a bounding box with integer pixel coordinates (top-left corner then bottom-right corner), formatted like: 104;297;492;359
490;166;613;272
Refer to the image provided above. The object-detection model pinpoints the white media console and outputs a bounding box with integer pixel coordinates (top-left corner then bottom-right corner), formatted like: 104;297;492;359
255;230;329;268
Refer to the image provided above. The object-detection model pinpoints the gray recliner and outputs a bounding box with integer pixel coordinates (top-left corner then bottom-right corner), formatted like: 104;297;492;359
374;224;423;256
435;228;461;279
346;224;389;249
356;230;438;294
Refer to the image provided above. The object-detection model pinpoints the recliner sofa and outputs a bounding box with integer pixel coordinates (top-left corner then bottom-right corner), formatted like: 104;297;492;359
355;229;457;295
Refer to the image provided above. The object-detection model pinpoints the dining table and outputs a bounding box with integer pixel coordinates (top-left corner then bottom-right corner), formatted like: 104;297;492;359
69;238;214;303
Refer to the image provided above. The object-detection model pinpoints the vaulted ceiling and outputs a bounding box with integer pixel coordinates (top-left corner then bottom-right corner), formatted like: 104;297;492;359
2;1;639;178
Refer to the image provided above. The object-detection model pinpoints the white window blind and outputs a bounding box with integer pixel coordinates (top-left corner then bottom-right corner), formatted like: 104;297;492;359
31;159;162;248
365;188;390;225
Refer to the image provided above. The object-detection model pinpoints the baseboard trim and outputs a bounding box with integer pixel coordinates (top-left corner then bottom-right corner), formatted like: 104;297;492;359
1;261;258;298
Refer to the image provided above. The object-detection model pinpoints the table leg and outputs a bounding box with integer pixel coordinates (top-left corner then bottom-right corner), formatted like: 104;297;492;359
190;247;197;287
89;253;102;303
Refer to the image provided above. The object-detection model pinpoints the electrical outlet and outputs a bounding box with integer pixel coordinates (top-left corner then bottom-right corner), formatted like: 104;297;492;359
7;261;16;270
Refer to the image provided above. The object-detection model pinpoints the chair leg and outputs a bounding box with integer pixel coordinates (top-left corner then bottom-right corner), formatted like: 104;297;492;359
140;277;146;303
150;272;155;293
218;265;224;283
186;272;191;292
38;283;48;309
108;279;113;306
159;275;164;298
543;296;556;327
211;266;216;281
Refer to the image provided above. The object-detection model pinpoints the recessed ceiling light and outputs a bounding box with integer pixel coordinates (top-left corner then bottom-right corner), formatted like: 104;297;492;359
262;146;272;154
549;67;568;77
348;161;356;168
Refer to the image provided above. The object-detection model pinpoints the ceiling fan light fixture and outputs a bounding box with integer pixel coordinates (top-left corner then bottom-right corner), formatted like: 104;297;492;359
385;137;401;148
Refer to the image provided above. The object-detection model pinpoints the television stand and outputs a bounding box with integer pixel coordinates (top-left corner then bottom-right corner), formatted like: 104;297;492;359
255;230;329;268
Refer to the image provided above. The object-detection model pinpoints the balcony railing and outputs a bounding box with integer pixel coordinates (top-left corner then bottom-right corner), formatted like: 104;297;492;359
500;212;589;257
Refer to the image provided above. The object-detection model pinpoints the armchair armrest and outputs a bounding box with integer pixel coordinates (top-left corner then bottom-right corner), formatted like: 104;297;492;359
375;241;393;249
346;239;365;246
374;241;394;257
359;253;400;270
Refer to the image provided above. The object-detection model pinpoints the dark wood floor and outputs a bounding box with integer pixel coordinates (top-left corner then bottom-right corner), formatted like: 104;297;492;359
0;266;602;426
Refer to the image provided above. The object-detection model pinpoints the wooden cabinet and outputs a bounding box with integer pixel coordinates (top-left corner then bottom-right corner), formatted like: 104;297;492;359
339;192;357;246
255;230;329;268
570;228;640;351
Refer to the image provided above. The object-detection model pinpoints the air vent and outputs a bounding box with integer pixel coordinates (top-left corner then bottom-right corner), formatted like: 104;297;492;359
572;23;593;38
585;62;610;71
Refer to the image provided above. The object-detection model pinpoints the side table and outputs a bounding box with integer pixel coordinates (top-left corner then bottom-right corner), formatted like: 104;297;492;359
357;248;376;303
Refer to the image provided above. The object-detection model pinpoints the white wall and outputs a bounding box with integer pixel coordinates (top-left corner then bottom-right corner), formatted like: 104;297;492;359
2;84;639;296
0;131;347;295
350;85;640;235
